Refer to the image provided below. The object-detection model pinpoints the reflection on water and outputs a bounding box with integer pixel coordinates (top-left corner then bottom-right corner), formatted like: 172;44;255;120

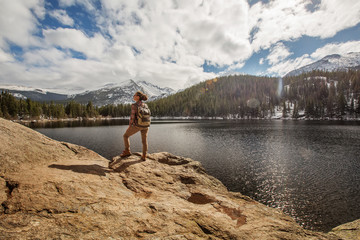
33;119;360;232
25;118;129;128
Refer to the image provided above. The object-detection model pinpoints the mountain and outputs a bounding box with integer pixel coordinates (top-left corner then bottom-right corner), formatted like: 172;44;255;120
0;85;69;102
285;52;360;77
0;80;175;106
69;80;175;106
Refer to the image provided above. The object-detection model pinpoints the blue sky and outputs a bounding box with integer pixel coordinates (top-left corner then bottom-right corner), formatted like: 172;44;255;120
0;0;359;93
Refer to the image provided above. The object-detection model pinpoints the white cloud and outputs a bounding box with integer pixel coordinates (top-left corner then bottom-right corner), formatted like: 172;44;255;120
310;40;360;59
266;42;293;65
250;0;360;51
176;0;252;66
58;0;95;11
267;54;313;76
0;0;44;48
0;49;14;62
58;0;76;7
23;48;67;66
227;62;246;71
43;28;108;59
92;0;252;87
49;9;74;26
100;0;251;64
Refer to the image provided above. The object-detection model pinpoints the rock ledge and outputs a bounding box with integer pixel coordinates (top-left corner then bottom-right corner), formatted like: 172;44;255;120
0;118;355;239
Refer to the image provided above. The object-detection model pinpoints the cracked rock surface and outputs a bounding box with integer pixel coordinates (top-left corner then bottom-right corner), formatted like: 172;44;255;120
0;118;354;239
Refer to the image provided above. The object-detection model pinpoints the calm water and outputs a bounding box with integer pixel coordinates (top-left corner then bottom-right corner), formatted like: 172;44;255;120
30;119;360;232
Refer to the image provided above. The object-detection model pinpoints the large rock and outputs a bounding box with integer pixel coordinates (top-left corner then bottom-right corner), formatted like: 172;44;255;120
0;118;345;239
330;219;360;240
0;117;101;175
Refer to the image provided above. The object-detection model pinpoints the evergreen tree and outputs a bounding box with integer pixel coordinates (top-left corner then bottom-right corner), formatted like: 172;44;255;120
282;101;288;118
350;98;355;115
305;100;314;118
356;95;360;116
85;101;97;117
292;101;299;118
337;92;347;116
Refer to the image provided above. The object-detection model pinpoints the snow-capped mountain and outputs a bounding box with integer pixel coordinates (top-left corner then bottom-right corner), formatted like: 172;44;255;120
0;85;68;102
285;52;360;77
137;81;175;101
69;80;175;106
1;80;175;105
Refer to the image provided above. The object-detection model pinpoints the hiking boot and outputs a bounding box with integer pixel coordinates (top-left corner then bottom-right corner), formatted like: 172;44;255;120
120;150;131;158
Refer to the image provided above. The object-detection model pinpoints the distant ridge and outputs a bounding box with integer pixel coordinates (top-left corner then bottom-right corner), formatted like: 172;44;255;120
0;85;68;102
0;80;175;106
285;52;360;77
69;79;175;105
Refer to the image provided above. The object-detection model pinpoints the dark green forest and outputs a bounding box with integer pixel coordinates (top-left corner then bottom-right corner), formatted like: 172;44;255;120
148;75;281;118
282;70;360;118
147;70;360;118
0;92;131;120
1;70;360;120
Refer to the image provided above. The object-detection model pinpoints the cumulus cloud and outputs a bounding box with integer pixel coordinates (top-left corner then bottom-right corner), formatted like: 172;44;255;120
0;0;44;48
23;48;67;66
48;9;74;26
266;42;293;65
58;0;95;11
250;0;360;51
0;49;14;62
267;54;313;76
98;0;251;66
76;0;251;89
310;40;360;59
43;28;108;59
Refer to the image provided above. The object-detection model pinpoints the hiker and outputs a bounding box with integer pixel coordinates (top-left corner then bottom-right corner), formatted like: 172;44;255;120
120;91;150;161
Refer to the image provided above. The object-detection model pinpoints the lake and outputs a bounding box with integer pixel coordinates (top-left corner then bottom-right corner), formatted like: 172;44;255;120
29;119;360;232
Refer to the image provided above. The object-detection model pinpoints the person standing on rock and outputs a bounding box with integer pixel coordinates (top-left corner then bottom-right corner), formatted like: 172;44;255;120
120;91;150;161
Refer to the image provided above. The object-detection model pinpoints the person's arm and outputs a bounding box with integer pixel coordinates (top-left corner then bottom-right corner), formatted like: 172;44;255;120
129;104;137;126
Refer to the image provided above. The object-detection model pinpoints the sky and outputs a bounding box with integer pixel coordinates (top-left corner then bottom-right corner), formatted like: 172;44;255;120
0;0;360;93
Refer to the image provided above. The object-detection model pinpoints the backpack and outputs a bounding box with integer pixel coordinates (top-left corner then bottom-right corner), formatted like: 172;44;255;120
136;103;151;127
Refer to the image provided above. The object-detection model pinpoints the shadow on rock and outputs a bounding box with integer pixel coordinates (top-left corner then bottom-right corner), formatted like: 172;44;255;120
109;156;144;173
48;164;111;176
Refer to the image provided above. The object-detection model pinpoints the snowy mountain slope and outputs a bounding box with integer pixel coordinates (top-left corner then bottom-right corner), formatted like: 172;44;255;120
1;80;175;105
137;81;175;100
0;85;68;102
285;52;360;77
69;80;175;106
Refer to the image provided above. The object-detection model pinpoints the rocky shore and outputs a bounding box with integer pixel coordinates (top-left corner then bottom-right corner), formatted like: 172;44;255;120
0;118;358;239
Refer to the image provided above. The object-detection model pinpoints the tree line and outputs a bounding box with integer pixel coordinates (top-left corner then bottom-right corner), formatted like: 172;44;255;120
148;75;281;118
147;70;359;119
282;69;360;118
0;91;131;120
